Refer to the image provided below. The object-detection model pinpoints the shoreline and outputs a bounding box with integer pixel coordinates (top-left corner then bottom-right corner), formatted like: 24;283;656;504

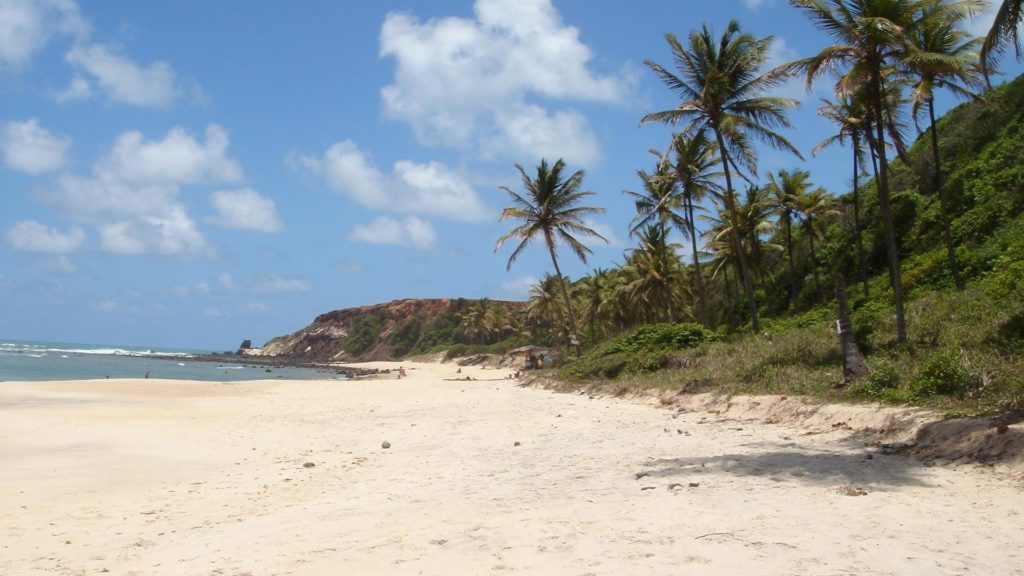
3;361;1022;574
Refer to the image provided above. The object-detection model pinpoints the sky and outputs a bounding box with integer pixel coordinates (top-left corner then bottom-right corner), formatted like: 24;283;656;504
1;0;1019;350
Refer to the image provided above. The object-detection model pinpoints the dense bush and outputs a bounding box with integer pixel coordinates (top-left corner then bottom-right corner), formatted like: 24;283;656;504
341;314;384;355
564;323;716;379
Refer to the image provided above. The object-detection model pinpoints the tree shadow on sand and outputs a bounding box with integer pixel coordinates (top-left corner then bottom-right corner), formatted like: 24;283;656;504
638;441;935;490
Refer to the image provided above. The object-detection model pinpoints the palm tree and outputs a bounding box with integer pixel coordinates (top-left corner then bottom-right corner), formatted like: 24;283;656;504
981;0;1023;79
904;0;985;289
622;225;689;323
788;0;928;342
496;159;606;356
579;268;616;342
795;187;840;302
642;21;803;333
814;94;871;297
624;155;685;320
766;169;813;307
668;131;722;324
525;274;566;348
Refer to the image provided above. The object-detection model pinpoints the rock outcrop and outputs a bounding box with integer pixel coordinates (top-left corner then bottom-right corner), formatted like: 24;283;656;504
258;298;523;362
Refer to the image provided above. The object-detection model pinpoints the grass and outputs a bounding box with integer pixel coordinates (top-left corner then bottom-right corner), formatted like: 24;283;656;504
559;281;1024;417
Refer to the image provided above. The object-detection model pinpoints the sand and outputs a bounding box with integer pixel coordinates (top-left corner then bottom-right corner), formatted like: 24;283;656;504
2;361;1022;575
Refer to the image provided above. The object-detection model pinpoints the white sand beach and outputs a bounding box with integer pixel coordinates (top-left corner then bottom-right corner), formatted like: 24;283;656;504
2;361;1022;575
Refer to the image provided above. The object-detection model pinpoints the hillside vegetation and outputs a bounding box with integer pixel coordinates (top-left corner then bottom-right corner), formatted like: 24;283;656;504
556;73;1024;416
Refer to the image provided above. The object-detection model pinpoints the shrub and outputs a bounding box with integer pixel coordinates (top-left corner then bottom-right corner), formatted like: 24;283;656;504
908;350;979;400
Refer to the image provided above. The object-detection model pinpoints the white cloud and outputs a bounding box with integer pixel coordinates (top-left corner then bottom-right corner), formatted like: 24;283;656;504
96;206;205;256
65;42;180;107
6;220;85;252
743;0;772;8
297;139;490;222
500;275;538;298
99;124;241;184
349;216;437;250
36;124;244;257
54;73;92;102
0;0;88;68
379;0;625;166
209;188;283;233
1;118;72;174
251;273;312;294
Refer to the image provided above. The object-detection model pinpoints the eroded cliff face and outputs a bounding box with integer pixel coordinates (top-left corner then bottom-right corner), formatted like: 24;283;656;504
256;298;522;362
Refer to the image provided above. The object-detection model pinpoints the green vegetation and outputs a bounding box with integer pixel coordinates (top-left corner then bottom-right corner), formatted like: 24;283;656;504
484;6;1024;416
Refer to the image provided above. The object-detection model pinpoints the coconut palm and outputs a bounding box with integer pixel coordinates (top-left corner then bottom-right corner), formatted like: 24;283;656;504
795;187;841;302
496;159;607;355
766;169;814;307
904;0;985;289
624;155;686;320
788;0;929;342
981;0;1023;78
668;131;722;324
641;20;803;333
525;274;567;348
622;225;690;323
814;94;871;297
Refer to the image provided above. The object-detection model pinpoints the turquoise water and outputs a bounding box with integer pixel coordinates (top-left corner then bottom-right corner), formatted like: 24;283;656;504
0;340;340;382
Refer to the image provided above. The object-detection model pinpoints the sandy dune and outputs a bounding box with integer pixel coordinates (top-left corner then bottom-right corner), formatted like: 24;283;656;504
2;361;1022;575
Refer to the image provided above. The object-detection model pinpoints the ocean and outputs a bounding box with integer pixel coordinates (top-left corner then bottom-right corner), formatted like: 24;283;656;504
0;340;341;382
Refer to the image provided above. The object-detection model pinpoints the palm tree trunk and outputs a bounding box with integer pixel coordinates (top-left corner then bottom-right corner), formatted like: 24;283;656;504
869;69;908;343
784;213;797;307
546;238;581;357
685;194;707;325
806;217;824;302
928;100;963;289
852;136;869;298
661;220;677;322
714;128;760;333
835;273;869;382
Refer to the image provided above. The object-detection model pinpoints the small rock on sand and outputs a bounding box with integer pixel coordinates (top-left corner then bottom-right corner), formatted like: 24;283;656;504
303;462;315;468
382;441;391;449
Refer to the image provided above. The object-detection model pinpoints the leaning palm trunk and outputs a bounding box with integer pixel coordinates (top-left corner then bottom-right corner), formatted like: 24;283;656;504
805;217;825;302
851;134;869;298
869;72;908;342
927;100;963;289
546;238;581;357
685;194;707;324
784;214;798;307
835;273;869;383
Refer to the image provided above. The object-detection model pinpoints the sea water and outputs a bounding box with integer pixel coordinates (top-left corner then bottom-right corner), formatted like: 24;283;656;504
0;340;340;382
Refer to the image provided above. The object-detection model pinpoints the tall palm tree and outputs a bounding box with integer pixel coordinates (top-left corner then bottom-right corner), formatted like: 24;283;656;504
642;20;803;333
814;94;871;297
668;131;722;324
496;159;606;356
766;169;814;307
904;0;985;289
624;154;685;320
788;0;929;342
981;0;1023;79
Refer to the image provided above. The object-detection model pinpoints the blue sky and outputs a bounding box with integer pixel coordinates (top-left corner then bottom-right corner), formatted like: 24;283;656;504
1;0;1019;350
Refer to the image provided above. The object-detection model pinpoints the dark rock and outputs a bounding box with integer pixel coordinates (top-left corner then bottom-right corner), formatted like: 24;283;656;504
382;441;391;449
303;462;315;468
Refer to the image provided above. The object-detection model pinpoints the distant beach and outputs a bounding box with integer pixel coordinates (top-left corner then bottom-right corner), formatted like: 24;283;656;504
0;340;338;382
